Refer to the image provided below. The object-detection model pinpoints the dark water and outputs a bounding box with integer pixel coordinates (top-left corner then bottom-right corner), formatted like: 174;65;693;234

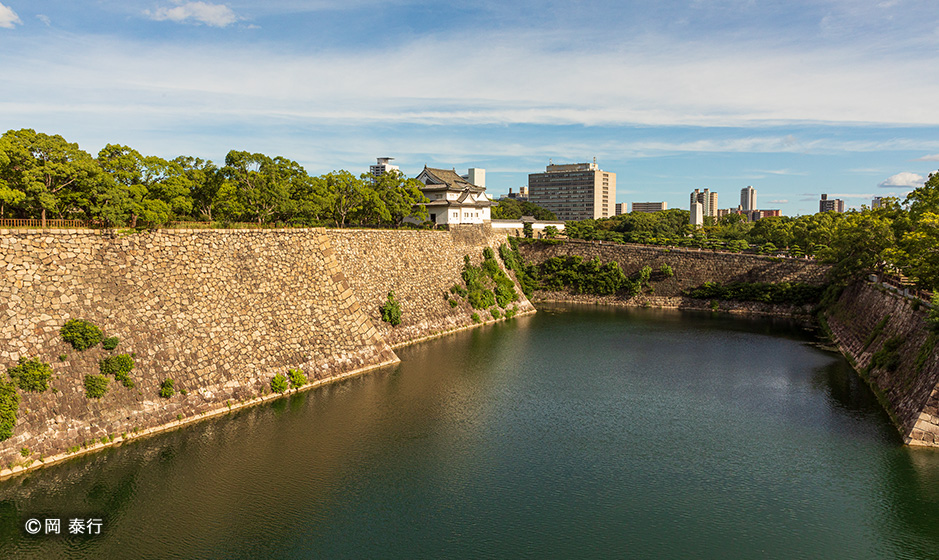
3;304;939;559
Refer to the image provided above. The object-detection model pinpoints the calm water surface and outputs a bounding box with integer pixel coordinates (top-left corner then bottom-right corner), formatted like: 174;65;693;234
2;304;939;559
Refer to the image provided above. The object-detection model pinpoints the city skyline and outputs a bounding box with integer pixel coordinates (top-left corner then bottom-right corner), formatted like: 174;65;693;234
1;1;938;216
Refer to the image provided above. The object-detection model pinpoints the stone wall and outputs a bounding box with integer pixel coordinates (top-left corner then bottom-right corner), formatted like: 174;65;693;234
0;226;535;475
519;240;830;297
326;226;535;347
826;281;939;446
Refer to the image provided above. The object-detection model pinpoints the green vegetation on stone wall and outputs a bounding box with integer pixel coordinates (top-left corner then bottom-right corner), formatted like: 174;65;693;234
288;368;308;388
0;382;19;441
7;357;53;393
100;354;135;388
60;319;103;351
683;282;824;306
380;291;402;326
159;379;175;398
270;374;289;393
84;374;109;399
102;337;120;351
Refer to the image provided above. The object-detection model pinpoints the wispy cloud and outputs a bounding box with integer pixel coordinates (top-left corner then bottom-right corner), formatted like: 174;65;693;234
36;14;51;26
914;153;939;161
768;199;789;204
879;171;924;188
145;2;239;27
0;3;22;29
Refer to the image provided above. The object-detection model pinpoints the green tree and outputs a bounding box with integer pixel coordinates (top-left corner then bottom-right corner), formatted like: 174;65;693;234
371;170;429;226
176;156;225;221
491;198;557;220
223;151;293;224
1;129;104;225
324;170;369;228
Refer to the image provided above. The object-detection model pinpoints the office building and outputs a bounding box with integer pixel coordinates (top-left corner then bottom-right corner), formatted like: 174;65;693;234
820;194;845;213
740;186;756;211
528;160;615;221
615;203;629;215
690;202;704;226
690;188;718;217
632;202;667;213
370;157;399;177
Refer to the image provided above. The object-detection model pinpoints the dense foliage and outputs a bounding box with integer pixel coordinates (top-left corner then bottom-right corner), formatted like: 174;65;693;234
561;175;939;291
0;129;429;228
60;319;102;351
84;374;109;399
102;336;120;351
7;357;53;392
380;291;402;326
159;378;176;399
683;282;825;306
270;373;289;393
0;381;19;440
491;198;557;220
100;354;135;388
288;368;308;388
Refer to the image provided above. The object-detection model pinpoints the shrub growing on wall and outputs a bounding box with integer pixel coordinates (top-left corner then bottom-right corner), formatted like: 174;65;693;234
270;374;289;393
0;382;20;441
380;291;402;326
102;337;120;351
100;354;135;388
288;368;308;388
159;379;175;398
84;374;109;399
60;319;102;351
7;357;53;392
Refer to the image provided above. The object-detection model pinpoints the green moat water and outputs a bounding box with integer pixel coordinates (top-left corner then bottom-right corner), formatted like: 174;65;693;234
2;304;939;559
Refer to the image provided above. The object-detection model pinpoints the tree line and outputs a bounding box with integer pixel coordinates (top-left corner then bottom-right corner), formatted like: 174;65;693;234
562;172;939;291
0;129;430;228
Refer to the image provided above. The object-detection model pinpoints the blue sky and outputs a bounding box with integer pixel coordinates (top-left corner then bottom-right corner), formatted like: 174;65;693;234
2;1;938;215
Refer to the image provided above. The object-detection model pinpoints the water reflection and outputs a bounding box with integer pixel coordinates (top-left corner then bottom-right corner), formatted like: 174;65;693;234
1;305;939;559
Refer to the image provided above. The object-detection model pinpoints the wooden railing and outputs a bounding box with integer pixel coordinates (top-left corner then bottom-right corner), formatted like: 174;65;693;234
0;218;90;228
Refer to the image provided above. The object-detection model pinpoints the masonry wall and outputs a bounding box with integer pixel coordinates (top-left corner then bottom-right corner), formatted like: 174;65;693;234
0;228;399;471
0;226;535;474
326;225;535;347
519;240;830;298
826;281;939;446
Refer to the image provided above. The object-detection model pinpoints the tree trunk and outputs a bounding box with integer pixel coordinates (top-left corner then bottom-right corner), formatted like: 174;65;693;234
42;207;46;229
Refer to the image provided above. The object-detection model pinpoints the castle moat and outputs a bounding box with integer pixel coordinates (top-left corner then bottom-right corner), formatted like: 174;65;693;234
2;304;938;559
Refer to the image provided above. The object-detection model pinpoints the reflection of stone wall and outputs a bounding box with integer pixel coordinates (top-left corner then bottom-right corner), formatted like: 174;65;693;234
326;226;536;347
519;240;830;297
0;226;535;475
826;282;939;446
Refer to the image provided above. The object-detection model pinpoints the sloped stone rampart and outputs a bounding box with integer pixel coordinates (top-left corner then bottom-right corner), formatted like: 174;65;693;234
0;228;398;472
326;226;536;347
826;281;939;446
519;240;830;297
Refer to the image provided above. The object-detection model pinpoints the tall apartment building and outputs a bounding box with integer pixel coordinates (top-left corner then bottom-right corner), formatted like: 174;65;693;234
690;202;704;226
528;160;615;221
872;196;884;209
740;186;756;211
690;188;718;217
615;203;629;215
819;194;845;213
370;157;399;177
632;202;667;213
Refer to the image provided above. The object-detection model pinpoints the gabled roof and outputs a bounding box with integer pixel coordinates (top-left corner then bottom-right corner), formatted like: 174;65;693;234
417;166;485;193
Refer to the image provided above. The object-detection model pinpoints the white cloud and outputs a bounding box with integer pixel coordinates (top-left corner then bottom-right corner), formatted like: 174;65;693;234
769;199;789;204
914;153;939;161
37;14;51;26
879;171;925;188
146;2;239;27
0;3;22;28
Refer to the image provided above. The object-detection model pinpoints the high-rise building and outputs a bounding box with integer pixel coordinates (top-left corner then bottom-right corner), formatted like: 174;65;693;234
820;194;845;213
632;202;667;213
615;203;629;215
872;196;884;209
462;168;485;188
690;202;704;226
370;157;399;177
528;160;615;221
690;188;718;217
740;186;756;211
